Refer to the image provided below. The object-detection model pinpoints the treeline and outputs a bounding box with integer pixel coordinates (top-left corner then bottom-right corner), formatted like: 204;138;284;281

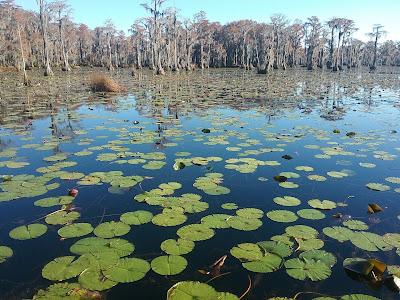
1;0;400;81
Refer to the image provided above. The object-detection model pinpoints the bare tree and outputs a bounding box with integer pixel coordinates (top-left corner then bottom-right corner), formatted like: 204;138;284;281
368;24;386;70
49;0;71;71
37;0;53;75
141;0;166;75
304;16;322;70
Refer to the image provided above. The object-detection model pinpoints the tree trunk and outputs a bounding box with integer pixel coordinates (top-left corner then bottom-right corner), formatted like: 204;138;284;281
59;18;70;71
39;0;53;76
17;23;30;86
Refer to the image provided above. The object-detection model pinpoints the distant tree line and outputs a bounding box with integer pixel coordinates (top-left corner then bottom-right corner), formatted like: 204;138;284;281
1;0;399;81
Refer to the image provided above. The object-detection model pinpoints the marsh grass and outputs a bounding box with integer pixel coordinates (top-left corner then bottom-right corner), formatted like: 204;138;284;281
89;73;124;92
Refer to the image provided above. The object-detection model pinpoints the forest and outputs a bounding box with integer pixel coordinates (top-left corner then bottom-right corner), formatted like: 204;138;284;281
1;0;400;83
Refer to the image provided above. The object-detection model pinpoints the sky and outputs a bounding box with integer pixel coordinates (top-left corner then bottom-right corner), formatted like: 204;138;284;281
15;0;400;42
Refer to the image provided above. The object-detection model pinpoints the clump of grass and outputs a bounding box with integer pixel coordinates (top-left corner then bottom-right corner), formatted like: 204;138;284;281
89;73;124;92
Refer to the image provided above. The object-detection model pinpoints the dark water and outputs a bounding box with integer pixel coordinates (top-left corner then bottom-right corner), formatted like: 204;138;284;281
0;68;399;299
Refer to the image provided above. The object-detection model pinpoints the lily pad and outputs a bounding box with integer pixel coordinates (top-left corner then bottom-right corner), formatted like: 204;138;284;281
285;225;318;240
167;281;219;300
201;214;231;229
366;183;390;192
120;210;153;225
93;221;130;238
383;233;400;248
308;199;337;210
267;210;298;223
226;216;263;231
230;243;264;261
0;246;13;263
343;220;368;231
242;253;282;273
151;255;187;275
297;209;325;220
177;224;215;241
273;196;301;207
58;223;94;239
161;239;195;255
78;267;117;291
152;212;187;227
103;257;150;282
45;211;80;225
33;282;97;300
350;232;393;251
221;203;238;210
323;226;354;242
279;182;299;189
236;208;264;219
299;250;336;267
9;224;47;240
297;238;325;251
284;258;331;281
257;241;293;258
70;237;134;257
42;256;88;281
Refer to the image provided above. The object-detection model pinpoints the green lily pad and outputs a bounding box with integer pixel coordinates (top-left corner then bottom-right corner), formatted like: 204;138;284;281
385;176;400;184
295;166;314;172
93;221;130;238
236;208;264;219
161;239;195;255
177;224;215;241
273;196;301;206
58;223;94;239
230;243;264;261
323;226;354;242
299;250;336;267
9;224;47;240
167;281;219;300
359;163;376;168
226;216;263;231
343;220;368;230
221;203;238;210
201;214;231;229
70;237;134;257
297;209;325;220
308;199;337;210
327;171;348;178
32;283;96;300
45;211;80;225
383;233;400;248
279;182;299;189
120;210;153;225
257;241;293;258
340;295;379;300
42;256;88;281
242;253;282;273
152;212;187;227
350;231;393;251
284;258;331;281
285;225;318;240
267;210;298;223
151;255;187;275
34;196;74;207
307;174;327;182
0;246;13;263
78;267;117;291
366;183;390;191
297;238;324;251
142;161;166;170
103;257;150;282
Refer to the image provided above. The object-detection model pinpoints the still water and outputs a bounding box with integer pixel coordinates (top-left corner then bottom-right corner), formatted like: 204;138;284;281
0;68;399;299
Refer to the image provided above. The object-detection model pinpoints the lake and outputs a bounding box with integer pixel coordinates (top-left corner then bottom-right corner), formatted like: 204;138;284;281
0;68;399;300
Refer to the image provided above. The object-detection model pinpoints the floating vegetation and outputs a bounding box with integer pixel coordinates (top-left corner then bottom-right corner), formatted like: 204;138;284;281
0;68;399;299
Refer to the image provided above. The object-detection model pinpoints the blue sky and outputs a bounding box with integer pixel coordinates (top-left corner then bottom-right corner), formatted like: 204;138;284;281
15;0;400;41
